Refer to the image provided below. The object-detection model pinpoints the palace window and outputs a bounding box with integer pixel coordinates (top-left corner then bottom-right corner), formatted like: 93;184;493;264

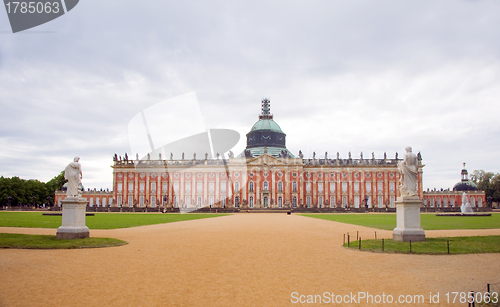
209;182;214;192
221;198;226;208
249;181;254;192
318;182;323;193
235;196;240;208
197;196;202;208
471;197;475;207
249;196;254;208
209;196;214;208
437;197;441;207
278;181;283;192
318;196;323;208
342;196;347;208
96;198;100;207
117;183;123;192
342;182;347;193
151;182;156;193
264;196;269;208
151;196;156;207
330;182;335;193
450;198;455;207
139;196;144;207
306;196;311;208
140;183;145;193
377;182;383;192
185;182;191;192
390;196;395;208
306;182;311;193
221;182;226;193
117;196;122;206
263;181;269;191
354;182;359;193
89;197;94;207
174;196;178;208
478;198;482;207
185;196;191;207
278;196;283;208
378;196;383;208
128;196;133;207
234;182;240;192
443;197;448;207
174;182;179;193
292;197;297;208
365;182;371;193
128;182;134;192
430;198;434;207
292;181;297;192
389;182;395;192
197;182;203;193
354;196;359;208
162;183;167;193
330;196;335;208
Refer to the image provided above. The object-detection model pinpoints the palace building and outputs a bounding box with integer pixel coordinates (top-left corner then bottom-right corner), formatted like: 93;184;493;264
54;98;485;212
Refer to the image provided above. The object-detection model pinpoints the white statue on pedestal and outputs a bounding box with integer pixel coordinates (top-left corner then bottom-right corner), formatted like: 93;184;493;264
398;147;418;197
65;157;82;198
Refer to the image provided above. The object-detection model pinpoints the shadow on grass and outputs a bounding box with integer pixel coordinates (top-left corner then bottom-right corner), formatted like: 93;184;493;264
0;233;127;249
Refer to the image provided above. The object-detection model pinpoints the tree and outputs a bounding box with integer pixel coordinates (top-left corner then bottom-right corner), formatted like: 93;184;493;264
472;170;500;203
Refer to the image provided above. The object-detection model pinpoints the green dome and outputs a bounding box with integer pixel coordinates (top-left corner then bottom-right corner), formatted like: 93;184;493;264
250;119;284;133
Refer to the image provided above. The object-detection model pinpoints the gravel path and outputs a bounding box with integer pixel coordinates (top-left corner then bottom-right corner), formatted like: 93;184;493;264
0;213;499;306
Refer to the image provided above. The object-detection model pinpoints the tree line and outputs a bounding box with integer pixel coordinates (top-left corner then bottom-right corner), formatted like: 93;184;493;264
0;171;66;207
471;170;500;203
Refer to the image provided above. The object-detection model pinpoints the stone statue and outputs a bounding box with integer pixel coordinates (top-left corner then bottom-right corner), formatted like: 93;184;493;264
228;151;234;158
398;147;418;197
113;153;117;161
65;157;83;198
348;152;351;159
395;152;398;160
193;153;196;160
417;152;421;161
299;150;304;159
372;152;375;159
336;152;339;159
360;152;363;159
159;153;162;160
147;153;150;160
216;153;220;159
124;153;128;161
325;152;328;160
136;153;139;160
170;152;173;160
205;153;208;160
313;152;316;159
182;152;185;160
384;152;387;160
245;149;252;158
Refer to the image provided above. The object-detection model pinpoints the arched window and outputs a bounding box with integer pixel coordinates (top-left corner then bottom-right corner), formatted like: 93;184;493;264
264;196;269;208
450;198;455;207
292;182;298;192
249;196;254;208
292;197;297;208
471;197;475;207
263;181;269;191
249;181;254;192
278;196;283;208
306;196;311;208
318;196;323;208
234;182;240;192
278;181;283;192
478;197;482;207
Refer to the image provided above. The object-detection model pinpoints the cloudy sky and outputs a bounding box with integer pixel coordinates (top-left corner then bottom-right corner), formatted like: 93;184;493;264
1;0;499;191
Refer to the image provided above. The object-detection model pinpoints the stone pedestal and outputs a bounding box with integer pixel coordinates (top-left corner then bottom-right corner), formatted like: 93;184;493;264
56;197;89;239
393;196;425;242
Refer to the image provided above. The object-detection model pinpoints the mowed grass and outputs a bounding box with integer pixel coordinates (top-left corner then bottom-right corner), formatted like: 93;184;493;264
301;213;500;230
0;212;228;229
343;236;500;255
0;233;127;249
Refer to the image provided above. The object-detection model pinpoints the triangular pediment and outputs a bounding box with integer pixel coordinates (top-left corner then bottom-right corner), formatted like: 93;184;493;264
246;153;287;166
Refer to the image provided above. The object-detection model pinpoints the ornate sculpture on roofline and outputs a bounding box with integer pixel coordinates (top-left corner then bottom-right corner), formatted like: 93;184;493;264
398;146;418;197
65;157;83;198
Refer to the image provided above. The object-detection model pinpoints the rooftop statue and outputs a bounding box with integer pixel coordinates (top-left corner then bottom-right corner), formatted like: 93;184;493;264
65;157;82;198
398;147;418;197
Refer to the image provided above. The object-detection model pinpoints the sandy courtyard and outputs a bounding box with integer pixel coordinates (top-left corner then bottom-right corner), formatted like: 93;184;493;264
0;213;499;306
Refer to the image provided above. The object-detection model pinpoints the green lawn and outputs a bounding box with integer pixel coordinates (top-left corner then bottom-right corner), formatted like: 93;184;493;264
0;212;228;229
300;213;500;230
343;236;500;255
0;233;127;249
